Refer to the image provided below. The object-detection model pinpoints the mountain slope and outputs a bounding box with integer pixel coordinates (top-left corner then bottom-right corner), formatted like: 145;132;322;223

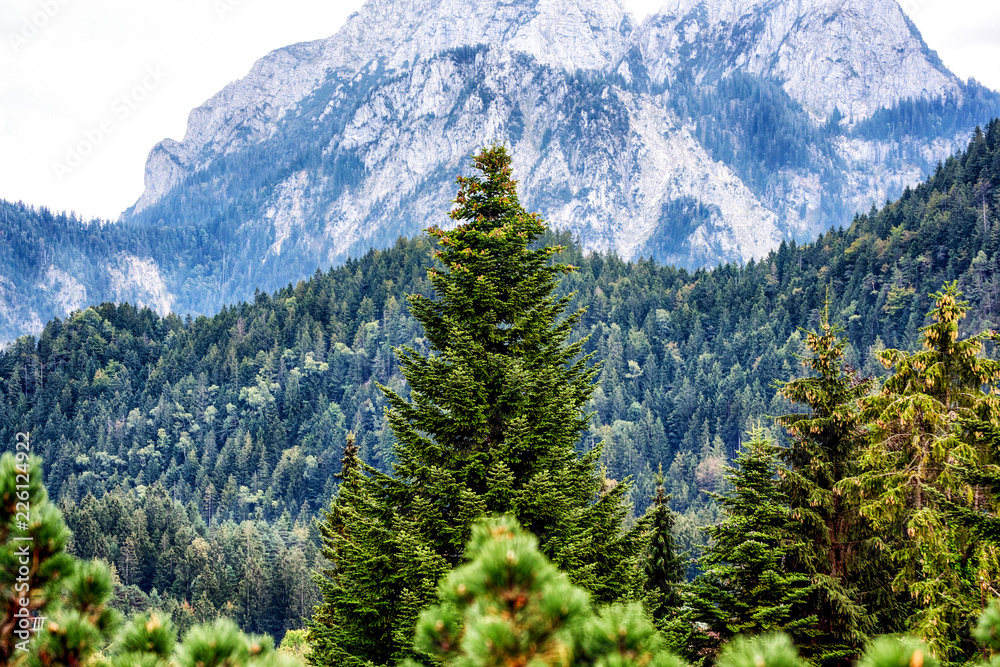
637;0;961;121
0;202;175;341
2;0;999;344
3;119;999;596
133;0;631;213
126;0;999;291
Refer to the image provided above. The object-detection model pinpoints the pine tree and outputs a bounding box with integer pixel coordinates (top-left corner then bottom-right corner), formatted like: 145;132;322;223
0;449;77;660
775;298;903;664
715;634;804;667
856;637;938;667
26;561;120;667
851;283;1000;657
311;146;645;666
690;429;817;641
411;516;684;667
104;614;303;667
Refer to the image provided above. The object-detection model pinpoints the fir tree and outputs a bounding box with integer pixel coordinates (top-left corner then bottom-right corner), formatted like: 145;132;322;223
691;429;817;641
309;434;446;667
850;283;1000;657
644;473;685;621
310;146;645;666
775;298;903;663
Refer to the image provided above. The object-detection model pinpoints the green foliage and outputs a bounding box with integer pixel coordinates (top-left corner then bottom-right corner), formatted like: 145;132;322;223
715;634;803;667
775;299;901;663
856;637;938;667
691;430;817;641
111;611;176;665
643;474;685;624
174;618;291;667
847;284;1000;657
279;629;310;658
311;146;645;666
413;516;684;667
974;599;1000;654
0;451;77;660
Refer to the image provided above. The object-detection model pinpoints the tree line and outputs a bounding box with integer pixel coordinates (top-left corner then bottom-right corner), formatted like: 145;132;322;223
0;123;1000;658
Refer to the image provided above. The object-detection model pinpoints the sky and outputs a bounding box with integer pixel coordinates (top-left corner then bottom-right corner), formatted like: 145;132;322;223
0;0;998;221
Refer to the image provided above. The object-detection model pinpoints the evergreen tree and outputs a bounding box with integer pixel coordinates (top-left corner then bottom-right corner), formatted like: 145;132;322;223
0;448;78;660
691;429;816;641
310;146;645;666
851;284;1000;657
411;515;684;667
26;561;120;667
775;298;902;663
309;433;446;667
643;471;685;623
715;634;804;667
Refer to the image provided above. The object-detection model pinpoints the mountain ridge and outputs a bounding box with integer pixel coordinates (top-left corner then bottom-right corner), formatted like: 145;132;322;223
2;0;999;344
129;0;993;270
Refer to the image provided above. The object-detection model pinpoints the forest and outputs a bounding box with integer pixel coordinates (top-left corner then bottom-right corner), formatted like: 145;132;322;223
1;121;1000;665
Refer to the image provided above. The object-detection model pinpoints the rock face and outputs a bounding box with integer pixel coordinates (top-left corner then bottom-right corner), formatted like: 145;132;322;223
117;0;995;312
638;0;962;120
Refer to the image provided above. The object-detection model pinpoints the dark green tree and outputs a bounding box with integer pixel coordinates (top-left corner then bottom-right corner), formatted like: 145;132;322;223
775;299;902;664
691;429;817;641
310;146;645;666
644;471;685;622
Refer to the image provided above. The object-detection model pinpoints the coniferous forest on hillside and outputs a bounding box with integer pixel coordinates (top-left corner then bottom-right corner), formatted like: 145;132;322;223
2;122;1000;666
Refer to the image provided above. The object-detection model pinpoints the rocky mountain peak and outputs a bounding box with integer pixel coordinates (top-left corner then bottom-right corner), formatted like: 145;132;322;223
638;0;962;120
133;0;630;214
342;0;630;72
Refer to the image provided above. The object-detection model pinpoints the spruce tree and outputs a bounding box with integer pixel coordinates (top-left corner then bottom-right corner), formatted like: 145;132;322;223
775;299;903;664
311;146;645;666
850;283;1000;657
690;429;816;641
643;473;700;661
643;472;685;623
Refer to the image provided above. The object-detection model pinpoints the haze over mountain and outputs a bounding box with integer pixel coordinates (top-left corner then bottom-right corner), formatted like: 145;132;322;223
1;0;999;343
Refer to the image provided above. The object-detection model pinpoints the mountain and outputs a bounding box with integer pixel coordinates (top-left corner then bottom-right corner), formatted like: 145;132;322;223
3;119;999;633
637;0;961;120
1;0;999;343
0;202;177;341
127;0;997;276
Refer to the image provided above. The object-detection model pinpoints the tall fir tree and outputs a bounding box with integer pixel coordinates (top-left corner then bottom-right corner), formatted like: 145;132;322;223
644;472;685;623
850;283;1000;658
690;429;817;643
775;298;905;664
310;146;645;666
642;471;699;661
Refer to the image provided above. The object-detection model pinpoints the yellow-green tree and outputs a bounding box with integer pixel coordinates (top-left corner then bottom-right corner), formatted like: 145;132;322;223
848;283;1000;657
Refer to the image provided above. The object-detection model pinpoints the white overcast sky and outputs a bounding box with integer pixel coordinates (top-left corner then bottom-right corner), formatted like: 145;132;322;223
0;0;998;221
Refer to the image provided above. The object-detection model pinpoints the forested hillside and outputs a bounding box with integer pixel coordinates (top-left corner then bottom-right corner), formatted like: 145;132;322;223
1;121;999;640
0;202;185;342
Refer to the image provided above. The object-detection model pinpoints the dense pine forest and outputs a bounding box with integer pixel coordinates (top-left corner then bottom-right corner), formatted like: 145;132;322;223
1;122;1000;665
